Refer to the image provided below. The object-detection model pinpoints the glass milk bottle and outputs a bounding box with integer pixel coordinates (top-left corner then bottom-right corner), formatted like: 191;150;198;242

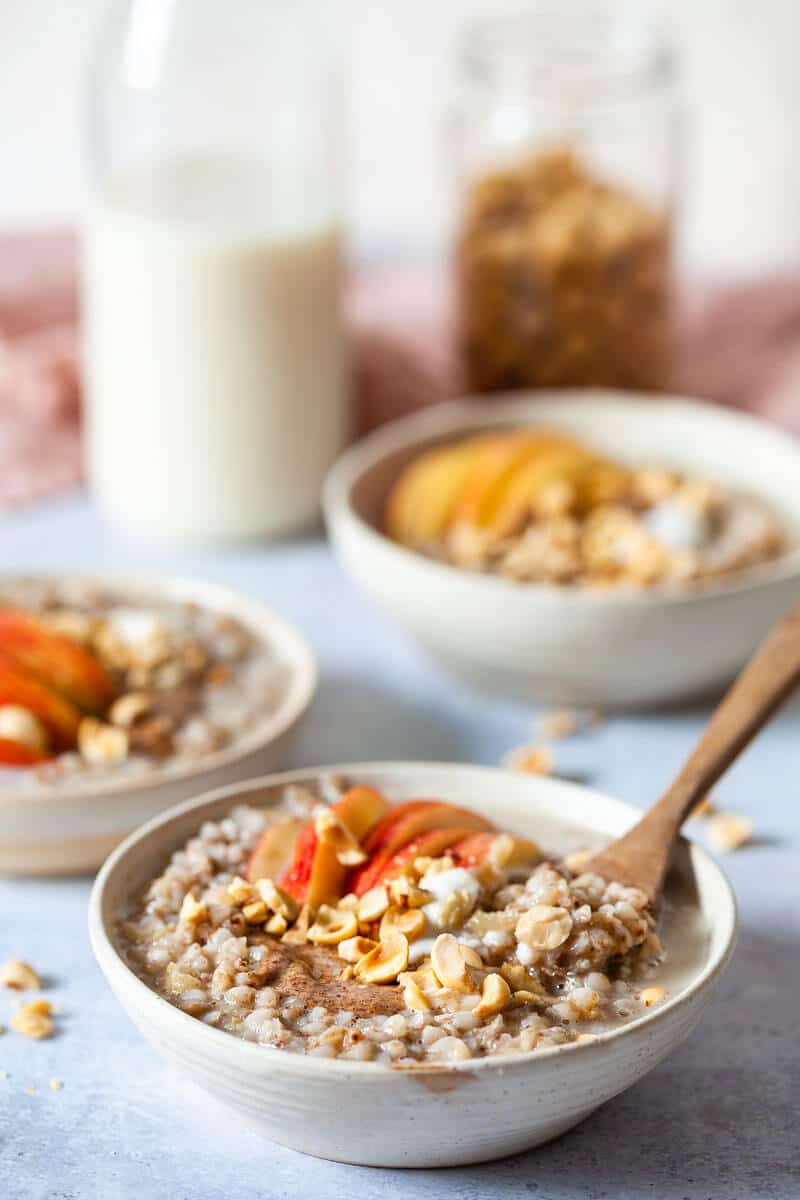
84;0;348;541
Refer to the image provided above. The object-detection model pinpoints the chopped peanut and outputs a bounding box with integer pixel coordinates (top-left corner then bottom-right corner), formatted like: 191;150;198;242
227;876;254;906
11;999;54;1040
473;973;512;1019
255;879;299;922
538;710;580;740
78;718;128;765
707;812;753;853
356;886;390;924
307;906;359;946
430;934;478;993
315;809;367;867
640;987;667;1007
503;745;554;776
338;936;378;964
108;692;151;728
1;960;41;991
281;903;312;945
242;900;269;925
401;978;431;1012
516;905;573;951
379;906;426;944
0;706;48;752
388;877;433;908
179;893;208;925
354;931;409;984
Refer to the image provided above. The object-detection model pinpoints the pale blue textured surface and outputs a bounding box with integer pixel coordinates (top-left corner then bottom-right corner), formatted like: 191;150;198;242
1;494;798;1200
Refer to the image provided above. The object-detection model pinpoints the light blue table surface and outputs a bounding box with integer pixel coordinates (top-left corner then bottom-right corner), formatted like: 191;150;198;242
1;495;798;1200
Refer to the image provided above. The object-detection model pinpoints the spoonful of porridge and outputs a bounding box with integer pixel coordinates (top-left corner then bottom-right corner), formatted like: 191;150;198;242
581;605;800;904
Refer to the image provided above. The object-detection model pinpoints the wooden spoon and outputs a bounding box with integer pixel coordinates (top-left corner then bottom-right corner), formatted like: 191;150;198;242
581;605;800;904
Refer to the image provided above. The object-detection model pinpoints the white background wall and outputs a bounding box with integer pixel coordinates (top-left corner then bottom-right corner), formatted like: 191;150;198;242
1;0;799;275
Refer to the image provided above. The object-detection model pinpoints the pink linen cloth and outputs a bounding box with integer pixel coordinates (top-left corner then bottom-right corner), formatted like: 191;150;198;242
0;232;798;508
0;233;82;506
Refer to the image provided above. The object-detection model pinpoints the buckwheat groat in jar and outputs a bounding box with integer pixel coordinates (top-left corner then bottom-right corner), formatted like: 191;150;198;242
449;4;682;392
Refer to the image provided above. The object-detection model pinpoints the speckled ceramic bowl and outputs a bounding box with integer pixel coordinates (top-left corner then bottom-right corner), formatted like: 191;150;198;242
0;574;317;876
89;762;737;1167
324;393;800;708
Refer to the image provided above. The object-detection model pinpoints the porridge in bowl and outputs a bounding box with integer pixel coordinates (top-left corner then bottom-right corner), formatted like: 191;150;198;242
118;779;683;1066
384;428;786;589
0;579;290;792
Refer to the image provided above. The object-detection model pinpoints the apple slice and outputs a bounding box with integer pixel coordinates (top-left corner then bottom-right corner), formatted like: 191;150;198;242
0;656;81;749
451;832;541;869
487;448;596;538
449;832;497;867
351;826;481;896
0;609;117;715
384;439;497;547
362;800;493;862
279;787;391;907
450;433;582;531
0;737;52;767
245;818;305;885
362;800;438;854
333;785;390;839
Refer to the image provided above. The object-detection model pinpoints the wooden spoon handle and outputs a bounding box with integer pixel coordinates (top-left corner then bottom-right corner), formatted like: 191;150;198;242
584;605;800;899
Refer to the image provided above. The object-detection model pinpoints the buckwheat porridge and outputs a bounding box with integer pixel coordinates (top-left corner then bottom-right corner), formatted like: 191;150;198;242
384;429;786;589
0;579;289;791
118;780;690;1066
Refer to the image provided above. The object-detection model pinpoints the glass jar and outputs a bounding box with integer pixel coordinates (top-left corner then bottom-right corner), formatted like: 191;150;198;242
450;2;681;394
84;0;347;542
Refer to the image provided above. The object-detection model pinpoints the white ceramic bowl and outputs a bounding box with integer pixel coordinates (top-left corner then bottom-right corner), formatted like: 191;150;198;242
89;762;736;1168
324;393;800;708
0;574;317;876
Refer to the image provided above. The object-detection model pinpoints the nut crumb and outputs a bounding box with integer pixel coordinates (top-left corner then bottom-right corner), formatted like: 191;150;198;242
78;717;129;765
49;1078;64;1092
1;960;42;991
538;710;580;740
24;1085;37;1096
503;745;554;776
707;812;753;853
11;998;54;1040
563;848;592;873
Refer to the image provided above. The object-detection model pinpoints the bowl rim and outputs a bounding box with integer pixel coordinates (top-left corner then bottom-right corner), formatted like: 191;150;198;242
89;760;738;1079
0;572;318;806
323;391;800;609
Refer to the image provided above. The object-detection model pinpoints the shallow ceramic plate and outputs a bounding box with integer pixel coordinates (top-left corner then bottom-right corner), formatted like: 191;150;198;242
324;392;800;707
89;762;737;1168
0;574;317;875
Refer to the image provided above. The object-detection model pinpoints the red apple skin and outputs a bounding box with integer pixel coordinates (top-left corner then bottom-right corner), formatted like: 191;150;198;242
0;609;117;714
349;826;481;896
451;832;540;869
0;655;81;749
277;787;391;906
361;800;439;854
280;822;318;902
450;833;497;868
245;818;305;885
360;801;493;863
0;737;52;767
